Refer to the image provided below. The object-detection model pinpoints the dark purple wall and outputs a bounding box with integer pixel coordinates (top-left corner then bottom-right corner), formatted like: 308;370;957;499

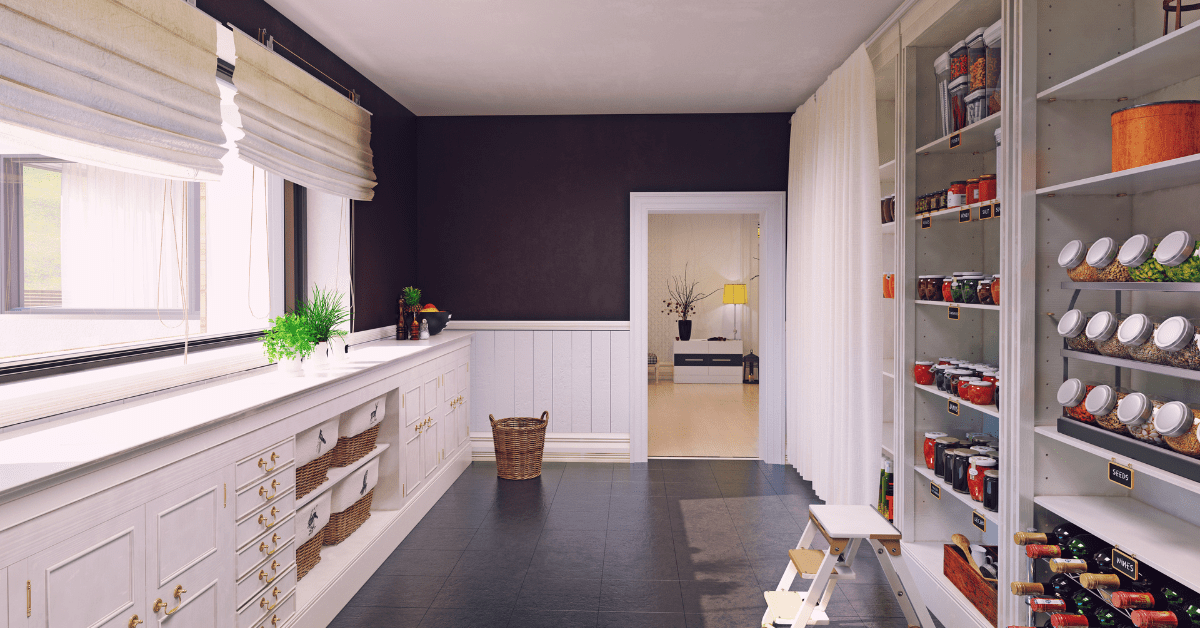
415;114;791;321
197;0;417;332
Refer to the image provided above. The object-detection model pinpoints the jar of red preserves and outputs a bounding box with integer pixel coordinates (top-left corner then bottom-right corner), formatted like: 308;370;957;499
1057;379;1096;423
924;431;948;469
979;174;996;202
941;277;954;302
957;376;980;399
990;274;1000;305
966;178;980;204
948;181;968;208
968;456;996;501
968;380;995;406
913;361;935;385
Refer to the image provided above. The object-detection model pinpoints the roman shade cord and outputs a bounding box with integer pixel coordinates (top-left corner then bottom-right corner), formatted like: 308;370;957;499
156;181;190;362
247;165;272;319
259;29;359;104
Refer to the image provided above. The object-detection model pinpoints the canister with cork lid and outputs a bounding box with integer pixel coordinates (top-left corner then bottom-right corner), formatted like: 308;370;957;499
1086;237;1132;282
1057;378;1097;424
1057;309;1097;354
1153;316;1200;370
1119;234;1167;282
1086;311;1131;359
1084;384;1130;434
1059;240;1098;282
1118;313;1172;365
1153;401;1200;458
1116;392;1168;446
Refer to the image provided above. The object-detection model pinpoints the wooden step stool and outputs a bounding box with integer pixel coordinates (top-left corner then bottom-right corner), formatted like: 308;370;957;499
762;505;933;627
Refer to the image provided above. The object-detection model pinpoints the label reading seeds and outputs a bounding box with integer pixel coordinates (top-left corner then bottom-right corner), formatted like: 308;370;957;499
921;216;932;229
930;482;941;499
959;207;972;223
979;203;994;220
948;399;960;416
972;511;987;532
1113;548;1139;581
1109;461;1134;489
948;307;961;321
950;133;962;149
992;201;1001;218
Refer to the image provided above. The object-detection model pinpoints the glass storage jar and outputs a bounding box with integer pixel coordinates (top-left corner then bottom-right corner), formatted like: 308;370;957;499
983;20;1001;115
1084;385;1130;434
1116;392;1168;447
990;275;1000;305
966;178;980;204
1086;311;1131;359
968;380;994;406
1153;316;1200;370
967;27;987;92
948;181;968;208
957;376;981;399
1057;378;1097;424
934;436;961;478
935;52;952;138
968;456;997;502
924;431;949;469
982;469;999;511
1086;237;1132;282
941;277;955;302
1057;309;1097;354
1154;401;1200;459
951;449;974;493
966;89;987;126
913;360;935;386
955;273;986;304
977;280;993;305
1118;313;1172;365
949;76;968;132
1154;230;1200;283
979;174;997;202
1059;240;1098;282
1119;234;1167;282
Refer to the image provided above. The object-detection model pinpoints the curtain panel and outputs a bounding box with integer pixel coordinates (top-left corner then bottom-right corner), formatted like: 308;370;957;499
786;45;882;506
0;0;226;181
229;29;376;202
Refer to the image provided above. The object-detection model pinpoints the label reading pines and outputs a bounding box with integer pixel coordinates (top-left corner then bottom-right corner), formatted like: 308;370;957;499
930;482;941;499
979;203;994;220
971;511;987;532
1109;461;1134;489
949;133;962;149
948;307;961;321
948;399;960;416
921;216;932;229
959;207;972;223
1112;548;1139;581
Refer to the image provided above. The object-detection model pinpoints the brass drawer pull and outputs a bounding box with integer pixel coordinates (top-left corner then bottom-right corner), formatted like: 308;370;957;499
259;479;280;501
258;507;280;528
258;453;279;473
153;585;186;615
129;615;143;628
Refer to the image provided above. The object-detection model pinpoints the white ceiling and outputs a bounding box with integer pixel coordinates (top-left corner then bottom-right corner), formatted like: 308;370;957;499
264;0;904;116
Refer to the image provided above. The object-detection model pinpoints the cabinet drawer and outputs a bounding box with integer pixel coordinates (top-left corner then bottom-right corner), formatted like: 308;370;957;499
237;522;294;580
237;440;295;490
238;491;295;549
236;464;296;520
237;539;295;609
237;565;295;628
252;589;296;628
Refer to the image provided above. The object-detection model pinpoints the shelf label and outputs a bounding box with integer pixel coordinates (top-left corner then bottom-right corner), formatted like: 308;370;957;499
948;306;961;321
921;216;931;229
948;399;960;416
992;201;1001;218
949;133;961;149
979;203;994;220
1108;460;1134;489
930;482;941;499
958;207;972;223
1112;548;1139;581
971;510;987;532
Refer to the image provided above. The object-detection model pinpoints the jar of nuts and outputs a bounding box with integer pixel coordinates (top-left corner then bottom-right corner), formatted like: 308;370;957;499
1084;385;1130;434
1086;237;1132;282
1057;309;1097;354
1154;401;1200;459
1086;311;1131;359
1153;316;1200;371
1059;240;1099;282
1057;378;1097;424
1116;392;1169;447
1117;314;1172;365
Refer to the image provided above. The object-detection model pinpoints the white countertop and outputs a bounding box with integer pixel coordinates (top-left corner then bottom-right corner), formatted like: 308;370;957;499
0;331;472;498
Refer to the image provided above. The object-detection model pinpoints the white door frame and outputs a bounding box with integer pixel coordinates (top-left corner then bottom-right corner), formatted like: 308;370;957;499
629;191;786;463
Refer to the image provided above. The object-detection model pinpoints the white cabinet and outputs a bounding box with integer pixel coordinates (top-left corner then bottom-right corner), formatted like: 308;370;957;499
0;565;8;628
405;427;424;498
455;361;470;449
672;340;742;383
423;417;441;478
402;383;421;427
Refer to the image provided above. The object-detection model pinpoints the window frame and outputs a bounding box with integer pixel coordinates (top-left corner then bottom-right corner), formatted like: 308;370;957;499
1;155;202;319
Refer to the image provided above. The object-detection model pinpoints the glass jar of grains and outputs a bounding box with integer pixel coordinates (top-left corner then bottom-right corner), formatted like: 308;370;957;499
1057;309;1097;354
1059;240;1099;282
1118;234;1167;282
1153;316;1200;371
1086;311;1131;359
1117;313;1172;366
1154;401;1200;459
1084;385;1130;434
1086;237;1132;282
1057;378;1098;424
1116;392;1169;447
1154;230;1200;283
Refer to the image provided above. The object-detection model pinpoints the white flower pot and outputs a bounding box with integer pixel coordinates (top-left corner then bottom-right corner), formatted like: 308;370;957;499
308;342;330;372
278;356;303;376
329;338;348;363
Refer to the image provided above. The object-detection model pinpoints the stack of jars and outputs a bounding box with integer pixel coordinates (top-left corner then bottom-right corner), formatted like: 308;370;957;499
914;175;998;215
920;358;998;407
922;431;1000;510
915;189;948;215
1057;231;1200;283
1056;309;1200;371
1057;378;1200;459
935;19;1002;136
917;273;1000;305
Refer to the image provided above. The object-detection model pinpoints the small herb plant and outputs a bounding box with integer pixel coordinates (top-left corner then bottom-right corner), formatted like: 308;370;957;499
299;285;351;344
662;264;718;321
262;311;316;362
402;286;422;309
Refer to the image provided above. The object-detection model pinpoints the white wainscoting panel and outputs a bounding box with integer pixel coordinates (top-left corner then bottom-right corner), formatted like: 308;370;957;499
570;330;592;433
514;331;534;418
591;332;610;433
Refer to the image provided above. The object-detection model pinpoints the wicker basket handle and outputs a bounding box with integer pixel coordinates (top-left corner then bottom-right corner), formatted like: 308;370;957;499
539;410;549;424
489;414;497;427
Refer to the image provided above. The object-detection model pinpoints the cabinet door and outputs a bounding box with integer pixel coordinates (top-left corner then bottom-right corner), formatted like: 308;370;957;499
0;565;7;628
29;508;146;628
145;468;234;628
422;371;439;416
405;429;423;498
402;383;421;427
442;364;456;404
423;418;440;478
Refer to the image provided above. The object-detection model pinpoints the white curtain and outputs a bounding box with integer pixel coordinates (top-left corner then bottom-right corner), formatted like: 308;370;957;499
786;45;882;506
60;164;188;310
0;0;226;180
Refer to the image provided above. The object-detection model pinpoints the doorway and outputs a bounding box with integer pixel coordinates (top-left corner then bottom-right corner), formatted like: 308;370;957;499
629;192;786;464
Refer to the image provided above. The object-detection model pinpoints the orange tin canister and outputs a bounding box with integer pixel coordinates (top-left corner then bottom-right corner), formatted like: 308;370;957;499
1111;100;1200;171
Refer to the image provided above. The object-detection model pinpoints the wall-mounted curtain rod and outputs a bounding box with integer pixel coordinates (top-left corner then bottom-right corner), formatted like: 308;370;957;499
256;28;360;105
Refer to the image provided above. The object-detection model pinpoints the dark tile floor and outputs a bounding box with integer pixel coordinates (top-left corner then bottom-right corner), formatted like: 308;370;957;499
332;460;939;627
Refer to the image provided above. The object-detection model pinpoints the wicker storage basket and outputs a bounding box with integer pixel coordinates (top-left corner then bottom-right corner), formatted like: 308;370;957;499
295;450;333;499
490;411;549;480
296;533;323;580
324;489;375;545
330;423;380;467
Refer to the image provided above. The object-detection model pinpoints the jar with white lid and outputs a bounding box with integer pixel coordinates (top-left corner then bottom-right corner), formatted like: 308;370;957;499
983;19;1001;114
1116;392;1168;446
1153;316;1200;370
1057;378;1098;424
1058;309;1097;354
934;52;952;138
1086;237;1132;282
1086;311;1131;359
1154;230;1200;283
949;76;968;132
954;273;986;304
1153;401;1200;458
1059;240;1098;282
965;89;987;126
1084;385;1130;434
1119;234;1167;282
1117;313;1172;365
978;279;994;305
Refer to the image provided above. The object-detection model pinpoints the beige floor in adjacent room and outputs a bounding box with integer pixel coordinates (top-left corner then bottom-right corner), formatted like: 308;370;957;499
647;376;759;458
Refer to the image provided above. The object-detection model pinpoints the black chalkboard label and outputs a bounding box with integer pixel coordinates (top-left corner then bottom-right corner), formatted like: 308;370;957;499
972;511;987;532
1109;461;1134;489
979;203;994;220
1112;548;1139;581
948;307;961;321
921;216;932;229
950;133;962;149
992;201;1001;218
948;399;960;416
959;207;972;223
930;482;941;499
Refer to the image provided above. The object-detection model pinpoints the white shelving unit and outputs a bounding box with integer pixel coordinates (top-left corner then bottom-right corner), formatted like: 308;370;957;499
914;383;1000;418
295;444;390;509
1036;153;1200;197
911;200;998;221
902;541;993;628
914;113;1001;156
914;464;998;524
1034;425;1200;495
915;300;999;311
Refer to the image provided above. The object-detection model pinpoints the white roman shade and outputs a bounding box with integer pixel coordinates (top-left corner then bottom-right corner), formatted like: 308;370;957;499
229;28;376;201
0;0;227;180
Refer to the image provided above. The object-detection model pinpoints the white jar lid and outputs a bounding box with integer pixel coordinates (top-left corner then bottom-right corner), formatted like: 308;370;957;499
916;360;934;365
1057;379;1086;407
925;431;949;439
1154;401;1194;437
967;27;986;45
935;51;951;72
1117;393;1153;427
972;381;994;388
949;74;969;90
1085;311;1118;342
1118;234;1155;268
984;19;1002;46
1086;237;1119;269
951;39;967;52
1117;313;1154;346
1154;316;1196;352
1057;309;1087;338
969;456;997;467
927;275;945;279
979;279;992;285
1058;240;1087;269
938;357;955;361
1085;385;1118;416
966;89;986;102
959;377;981;382
961;273;986;278
1153;231;1195;267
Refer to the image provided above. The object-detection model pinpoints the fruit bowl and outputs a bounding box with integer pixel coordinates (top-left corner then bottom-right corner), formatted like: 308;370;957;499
417;311;452;336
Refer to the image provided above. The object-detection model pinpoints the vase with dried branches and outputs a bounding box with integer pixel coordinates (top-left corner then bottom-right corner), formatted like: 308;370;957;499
662;265;719;341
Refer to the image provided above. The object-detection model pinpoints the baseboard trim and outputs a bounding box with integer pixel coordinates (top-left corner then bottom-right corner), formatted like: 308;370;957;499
470;431;631;462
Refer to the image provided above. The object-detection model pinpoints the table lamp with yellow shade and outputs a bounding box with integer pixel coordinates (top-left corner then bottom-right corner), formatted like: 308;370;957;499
723;284;747;340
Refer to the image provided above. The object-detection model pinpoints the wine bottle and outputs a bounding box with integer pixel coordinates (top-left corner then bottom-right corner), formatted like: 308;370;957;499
1049;558;1091;574
1130;609;1183;627
1014;523;1085;547
1012;575;1081;597
1066;534;1108;561
1082;572;1155;593
1050;609;1131;627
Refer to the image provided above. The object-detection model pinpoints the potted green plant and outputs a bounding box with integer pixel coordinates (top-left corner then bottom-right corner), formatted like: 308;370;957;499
401;286;422;340
299;285;351;369
263;311;316;375
662;265;718;341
